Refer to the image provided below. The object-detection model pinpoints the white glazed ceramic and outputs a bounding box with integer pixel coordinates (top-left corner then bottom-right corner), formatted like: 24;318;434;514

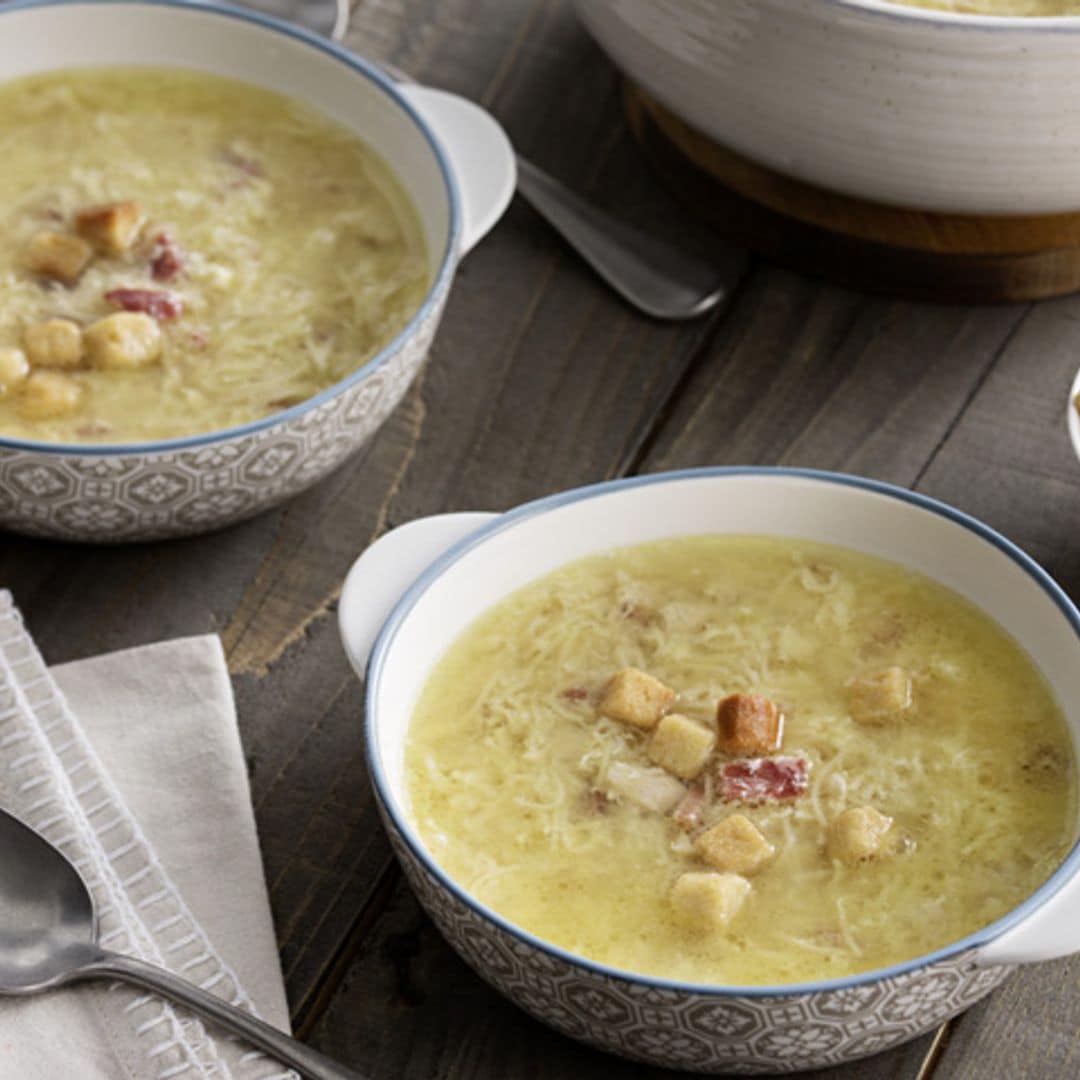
339;468;1080;1073
0;0;515;542
574;0;1080;216
1067;366;1080;465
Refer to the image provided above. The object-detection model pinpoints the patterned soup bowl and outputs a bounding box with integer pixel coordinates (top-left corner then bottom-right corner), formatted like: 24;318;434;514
0;0;514;541
339;468;1080;1074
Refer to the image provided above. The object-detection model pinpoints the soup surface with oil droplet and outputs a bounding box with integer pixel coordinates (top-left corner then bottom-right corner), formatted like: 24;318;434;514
406;536;1077;985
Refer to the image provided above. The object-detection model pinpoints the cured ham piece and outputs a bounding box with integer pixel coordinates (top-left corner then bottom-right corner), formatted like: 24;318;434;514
105;288;183;321
719;756;809;803
150;233;185;281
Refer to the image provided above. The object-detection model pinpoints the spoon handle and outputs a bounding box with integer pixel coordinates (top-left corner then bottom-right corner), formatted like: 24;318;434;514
82;950;364;1080
514;155;738;321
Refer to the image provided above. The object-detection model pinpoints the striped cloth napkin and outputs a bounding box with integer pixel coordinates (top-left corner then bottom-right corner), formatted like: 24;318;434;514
0;592;295;1080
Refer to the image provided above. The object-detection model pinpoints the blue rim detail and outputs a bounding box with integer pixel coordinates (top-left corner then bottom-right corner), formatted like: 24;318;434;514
0;0;460;455
364;466;1080;998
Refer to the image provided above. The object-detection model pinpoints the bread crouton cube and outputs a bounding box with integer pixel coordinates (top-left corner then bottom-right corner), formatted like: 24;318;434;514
24;230;93;283
23;319;84;369
84;313;162;369
598;667;675;730
694;813;775;876
74;201;144;254
847;667;911;724
0;347;29;396
648;713;716;779
670;871;751;932
19;371;80;419
717;693;784;755
827;806;893;865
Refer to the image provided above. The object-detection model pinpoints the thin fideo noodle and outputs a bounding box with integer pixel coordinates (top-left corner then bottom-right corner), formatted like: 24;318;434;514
406;535;1077;986
0;68;427;443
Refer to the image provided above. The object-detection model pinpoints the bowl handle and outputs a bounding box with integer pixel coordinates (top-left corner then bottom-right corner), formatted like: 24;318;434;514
398;85;516;257
338;512;497;678
976;869;1080;966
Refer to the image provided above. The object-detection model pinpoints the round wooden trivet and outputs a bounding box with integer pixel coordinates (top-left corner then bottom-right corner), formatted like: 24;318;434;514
623;81;1080;303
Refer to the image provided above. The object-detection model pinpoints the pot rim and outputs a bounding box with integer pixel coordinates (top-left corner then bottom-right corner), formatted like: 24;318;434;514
0;0;460;457
826;0;1080;30
365;466;1080;998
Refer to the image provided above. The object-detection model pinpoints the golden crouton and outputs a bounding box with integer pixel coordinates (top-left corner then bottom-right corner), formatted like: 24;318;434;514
670;871;751;932
74;201;144;254
648;713;716;779
23;230;93;283
23;319;84;369
19;371;80;419
598;667;675;730
847;667;911;724
717;693;784;756
84;312;162;369
0;347;29;396
827;806;893;865
694;813;775;876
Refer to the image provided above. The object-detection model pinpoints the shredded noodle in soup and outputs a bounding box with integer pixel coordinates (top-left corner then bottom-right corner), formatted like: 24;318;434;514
0;69;428;443
407;536;1077;986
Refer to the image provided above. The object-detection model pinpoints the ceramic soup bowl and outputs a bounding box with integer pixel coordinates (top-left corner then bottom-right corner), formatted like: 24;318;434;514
575;0;1080;216
0;0;514;542
339;468;1080;1074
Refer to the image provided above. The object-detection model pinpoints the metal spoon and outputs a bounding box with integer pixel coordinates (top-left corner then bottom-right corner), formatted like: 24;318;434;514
512;156;739;320
0;807;363;1080
350;53;738;321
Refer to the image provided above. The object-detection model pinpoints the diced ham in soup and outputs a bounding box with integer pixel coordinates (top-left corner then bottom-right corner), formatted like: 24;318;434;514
150;233;185;282
105;288;184;321
720;756;810;803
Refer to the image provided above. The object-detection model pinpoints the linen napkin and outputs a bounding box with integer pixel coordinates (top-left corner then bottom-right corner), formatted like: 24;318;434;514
0;591;295;1080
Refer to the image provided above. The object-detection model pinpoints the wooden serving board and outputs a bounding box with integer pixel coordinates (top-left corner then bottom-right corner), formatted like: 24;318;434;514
624;81;1080;303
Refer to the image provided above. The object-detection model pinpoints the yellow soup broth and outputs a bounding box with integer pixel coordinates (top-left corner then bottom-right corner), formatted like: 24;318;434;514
0;68;428;443
406;536;1077;986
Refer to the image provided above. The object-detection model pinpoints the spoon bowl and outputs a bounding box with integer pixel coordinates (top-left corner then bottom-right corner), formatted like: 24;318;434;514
0;810;97;995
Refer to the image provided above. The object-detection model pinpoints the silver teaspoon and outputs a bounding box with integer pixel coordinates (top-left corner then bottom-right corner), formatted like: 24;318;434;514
0;807;363;1080
370;55;740;321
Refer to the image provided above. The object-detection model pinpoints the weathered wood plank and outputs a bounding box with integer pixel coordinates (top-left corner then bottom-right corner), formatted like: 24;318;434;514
643;266;1027;485
931;960;1080;1080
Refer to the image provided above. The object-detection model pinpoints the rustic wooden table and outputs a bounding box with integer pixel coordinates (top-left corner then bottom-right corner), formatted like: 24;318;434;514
5;1;1080;1076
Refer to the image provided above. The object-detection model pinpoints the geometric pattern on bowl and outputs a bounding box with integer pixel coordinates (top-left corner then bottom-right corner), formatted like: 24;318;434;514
379;798;1011;1074
0;296;443;542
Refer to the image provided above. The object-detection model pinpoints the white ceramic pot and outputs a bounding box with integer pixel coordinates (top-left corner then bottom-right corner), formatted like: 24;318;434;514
339;468;1080;1073
574;0;1080;216
0;0;515;542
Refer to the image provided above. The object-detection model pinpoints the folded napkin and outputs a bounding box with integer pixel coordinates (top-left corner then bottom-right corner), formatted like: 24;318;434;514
0;592;294;1080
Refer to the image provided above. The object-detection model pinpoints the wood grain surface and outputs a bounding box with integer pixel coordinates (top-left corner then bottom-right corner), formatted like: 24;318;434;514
3;0;1080;1077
